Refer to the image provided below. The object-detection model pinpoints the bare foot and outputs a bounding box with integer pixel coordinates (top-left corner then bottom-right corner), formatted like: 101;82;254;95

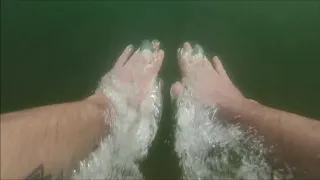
171;42;244;110
98;39;164;108
75;40;164;179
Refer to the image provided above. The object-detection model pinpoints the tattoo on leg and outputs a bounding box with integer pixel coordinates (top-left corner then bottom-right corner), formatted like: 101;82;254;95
24;164;63;180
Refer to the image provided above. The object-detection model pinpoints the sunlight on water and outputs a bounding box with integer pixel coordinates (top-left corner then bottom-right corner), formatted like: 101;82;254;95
174;87;293;180
72;71;163;179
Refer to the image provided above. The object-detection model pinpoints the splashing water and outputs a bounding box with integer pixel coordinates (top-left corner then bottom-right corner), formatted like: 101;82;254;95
72;71;163;179
174;88;293;180
71;58;292;179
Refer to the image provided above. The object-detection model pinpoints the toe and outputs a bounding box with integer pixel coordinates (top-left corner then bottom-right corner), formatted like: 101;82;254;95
192;44;213;68
114;44;134;68
212;56;227;77
179;42;193;62
152;39;160;52
150;48;164;74
170;81;184;99
191;44;206;65
139;40;156;65
125;40;154;67
178;42;193;75
178;43;216;76
183;42;193;52
192;44;204;56
140;39;153;52
139;39;164;76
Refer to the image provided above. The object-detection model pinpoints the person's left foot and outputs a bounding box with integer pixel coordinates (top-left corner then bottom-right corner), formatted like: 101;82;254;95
101;39;164;107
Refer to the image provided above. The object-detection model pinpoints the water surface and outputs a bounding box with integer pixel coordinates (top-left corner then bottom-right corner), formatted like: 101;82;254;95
1;1;320;179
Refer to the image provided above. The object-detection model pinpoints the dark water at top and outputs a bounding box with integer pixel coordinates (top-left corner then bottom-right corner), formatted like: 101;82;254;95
1;1;320;179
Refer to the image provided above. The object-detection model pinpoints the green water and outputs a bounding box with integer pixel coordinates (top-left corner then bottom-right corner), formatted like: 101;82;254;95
1;1;320;179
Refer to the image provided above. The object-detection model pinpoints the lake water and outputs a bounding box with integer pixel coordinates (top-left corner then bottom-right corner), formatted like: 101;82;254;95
1;1;320;179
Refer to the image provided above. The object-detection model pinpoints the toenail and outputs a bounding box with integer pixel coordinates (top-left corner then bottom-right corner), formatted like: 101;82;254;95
177;48;183;57
152;39;160;46
152;39;160;52
126;44;134;52
192;44;204;57
140;40;153;52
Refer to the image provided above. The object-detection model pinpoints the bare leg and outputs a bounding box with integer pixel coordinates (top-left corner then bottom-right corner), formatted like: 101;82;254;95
171;42;293;179
73;40;164;179
0;40;164;180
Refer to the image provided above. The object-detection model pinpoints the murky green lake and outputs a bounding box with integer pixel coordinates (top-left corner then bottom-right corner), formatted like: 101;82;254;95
1;1;320;179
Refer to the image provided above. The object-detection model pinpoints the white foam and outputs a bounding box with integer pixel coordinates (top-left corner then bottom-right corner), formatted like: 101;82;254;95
72;70;163;179
174;87;293;179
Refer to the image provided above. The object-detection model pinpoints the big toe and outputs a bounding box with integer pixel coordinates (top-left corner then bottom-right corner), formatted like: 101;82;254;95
126;39;164;73
170;81;184;99
178;42;213;75
177;42;193;75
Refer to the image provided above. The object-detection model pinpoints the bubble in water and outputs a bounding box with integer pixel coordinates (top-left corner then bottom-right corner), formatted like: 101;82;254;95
174;88;293;180
72;70;163;179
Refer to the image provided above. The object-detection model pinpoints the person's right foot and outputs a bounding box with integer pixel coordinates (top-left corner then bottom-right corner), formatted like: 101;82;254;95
171;42;244;108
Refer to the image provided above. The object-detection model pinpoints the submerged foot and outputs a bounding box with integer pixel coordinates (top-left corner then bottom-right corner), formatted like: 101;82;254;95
171;42;244;109
108;39;164;107
74;40;164;179
172;42;274;179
